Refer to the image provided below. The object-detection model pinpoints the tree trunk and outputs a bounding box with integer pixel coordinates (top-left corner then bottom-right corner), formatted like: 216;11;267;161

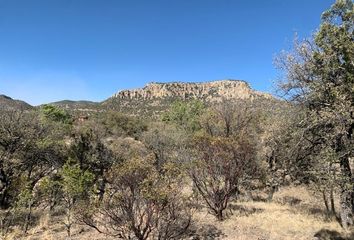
216;209;223;221
24;202;33;233
268;185;278;202
330;188;336;217
65;200;73;238
340;190;353;229
339;156;353;229
98;178;106;202
323;191;330;214
0;169;10;209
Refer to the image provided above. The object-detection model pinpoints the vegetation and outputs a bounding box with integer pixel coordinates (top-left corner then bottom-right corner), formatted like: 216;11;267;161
0;1;352;239
276;0;353;229
78;157;192;240
191;136;258;221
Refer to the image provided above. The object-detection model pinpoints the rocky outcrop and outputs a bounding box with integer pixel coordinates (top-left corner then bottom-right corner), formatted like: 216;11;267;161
111;80;271;102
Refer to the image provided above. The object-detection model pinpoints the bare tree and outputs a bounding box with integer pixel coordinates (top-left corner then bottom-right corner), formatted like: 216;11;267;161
190;136;258;221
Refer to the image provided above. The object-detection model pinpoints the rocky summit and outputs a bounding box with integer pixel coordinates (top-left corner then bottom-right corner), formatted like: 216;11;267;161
103;79;274;116
111;79;272;102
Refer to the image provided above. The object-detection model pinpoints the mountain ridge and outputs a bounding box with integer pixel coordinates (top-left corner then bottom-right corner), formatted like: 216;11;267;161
110;79;272;102
1;80;275;115
103;79;275;116
49;100;100;111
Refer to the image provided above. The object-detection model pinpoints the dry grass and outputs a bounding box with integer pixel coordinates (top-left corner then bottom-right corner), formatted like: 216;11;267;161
191;186;353;240
193;201;343;240
13;186;354;240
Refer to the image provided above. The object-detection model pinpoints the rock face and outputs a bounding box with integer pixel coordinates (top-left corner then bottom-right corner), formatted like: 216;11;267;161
112;80;271;102
103;79;276;116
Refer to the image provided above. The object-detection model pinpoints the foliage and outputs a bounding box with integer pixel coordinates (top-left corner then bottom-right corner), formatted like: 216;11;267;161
69;129;117;201
162;100;205;132
60;162;95;237
0;110;64;209
98;111;147;138
260;105;314;199
142;122;190;170
199;100;260;139
37;175;62;211
276;0;353;228
60;162;95;200
40;104;73;125
0;1;352;237
70;129;114;173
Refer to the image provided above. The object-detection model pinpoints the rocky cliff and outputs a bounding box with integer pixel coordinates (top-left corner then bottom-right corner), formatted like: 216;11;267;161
111;80;271;102
103;80;274;116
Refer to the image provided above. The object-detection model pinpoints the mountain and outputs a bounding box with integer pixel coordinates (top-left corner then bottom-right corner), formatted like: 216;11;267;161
0;94;33;111
111;80;271;101
0;80;275;116
103;79;274;115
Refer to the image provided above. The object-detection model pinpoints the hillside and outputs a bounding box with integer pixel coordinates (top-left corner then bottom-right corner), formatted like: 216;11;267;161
0;94;33;111
49;100;100;112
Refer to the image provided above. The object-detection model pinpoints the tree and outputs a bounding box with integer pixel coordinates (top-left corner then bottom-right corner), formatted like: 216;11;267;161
142;122;190;171
40;104;73;125
162;100;205;133
60;162;95;237
190;135;258;221
276;0;353;228
199;100;259;139
261;105;314;201
0;110;63;209
187;100;261;221
98;111;147;138
79;156;192;240
70;129;115;201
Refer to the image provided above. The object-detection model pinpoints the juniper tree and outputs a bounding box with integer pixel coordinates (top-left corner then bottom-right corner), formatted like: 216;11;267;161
276;0;353;228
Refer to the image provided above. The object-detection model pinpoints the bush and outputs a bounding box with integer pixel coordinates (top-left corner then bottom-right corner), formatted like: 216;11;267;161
79;156;192;240
190;135;258;221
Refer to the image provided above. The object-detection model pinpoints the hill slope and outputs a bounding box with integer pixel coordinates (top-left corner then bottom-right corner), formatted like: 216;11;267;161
49;100;100;112
0;94;33;111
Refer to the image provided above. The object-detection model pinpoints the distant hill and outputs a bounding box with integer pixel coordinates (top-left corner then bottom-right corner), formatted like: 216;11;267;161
49;100;100;112
0;94;33;111
103;79;274;115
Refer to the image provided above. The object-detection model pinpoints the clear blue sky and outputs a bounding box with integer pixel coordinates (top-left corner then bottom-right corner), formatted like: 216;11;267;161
0;0;334;105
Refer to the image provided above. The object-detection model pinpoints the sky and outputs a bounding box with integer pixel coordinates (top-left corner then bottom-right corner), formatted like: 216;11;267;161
0;0;334;105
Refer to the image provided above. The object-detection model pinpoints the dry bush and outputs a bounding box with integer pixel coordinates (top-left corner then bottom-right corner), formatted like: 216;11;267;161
78;156;192;240
190;135;259;221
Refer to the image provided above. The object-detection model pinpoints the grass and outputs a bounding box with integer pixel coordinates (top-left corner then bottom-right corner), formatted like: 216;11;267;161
12;186;354;240
192;186;348;240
